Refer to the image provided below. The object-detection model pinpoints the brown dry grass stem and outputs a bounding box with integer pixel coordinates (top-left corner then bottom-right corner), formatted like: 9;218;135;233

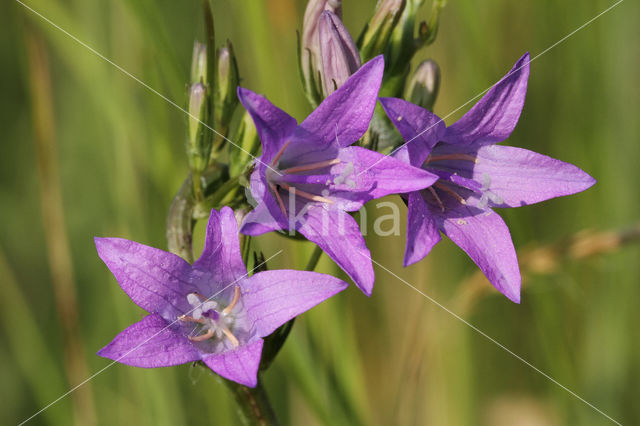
455;221;640;315
25;28;96;426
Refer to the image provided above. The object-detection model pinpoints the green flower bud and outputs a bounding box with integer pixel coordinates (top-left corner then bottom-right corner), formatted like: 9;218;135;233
358;0;406;62
190;41;208;85
214;41;239;132
229;111;260;178
405;59;440;111
187;82;211;173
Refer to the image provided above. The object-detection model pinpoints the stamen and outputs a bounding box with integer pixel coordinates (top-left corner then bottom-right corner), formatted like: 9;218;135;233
188;329;215;342
193;292;208;300
270;140;292;167
426;154;478;164
221;328;240;348
428;187;445;212
435;182;467;205
281;159;340;174
280;182;334;204
178;315;206;324
222;286;241;315
269;182;287;216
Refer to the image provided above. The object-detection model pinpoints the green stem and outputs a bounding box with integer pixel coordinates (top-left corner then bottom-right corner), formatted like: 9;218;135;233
305;245;324;271
224;380;279;426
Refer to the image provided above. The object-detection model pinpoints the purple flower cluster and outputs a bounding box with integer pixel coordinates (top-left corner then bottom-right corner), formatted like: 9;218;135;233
97;53;594;386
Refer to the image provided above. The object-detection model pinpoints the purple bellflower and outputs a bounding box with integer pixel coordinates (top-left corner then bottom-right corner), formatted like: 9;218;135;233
380;53;596;303
96;207;348;387
239;56;438;296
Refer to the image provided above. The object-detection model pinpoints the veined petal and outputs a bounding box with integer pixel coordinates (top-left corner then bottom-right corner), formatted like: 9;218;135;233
334;147;439;201
296;56;384;147
445;53;530;146
437;206;521;303
202;339;264;388
237;87;298;162
426;144;596;208
297;207;375;295
404;192;441;266
241;201;286;236
245;270;348;337
97;313;199;368
193;208;247;283
94;237;195;319
471;145;596;207
379;97;445;166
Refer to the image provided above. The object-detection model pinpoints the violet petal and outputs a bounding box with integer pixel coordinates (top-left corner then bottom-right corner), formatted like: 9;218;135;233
237;87;298;162
437;206;521;303
297;207;375;295
202;339;264;388
97;313;199;367
379;97;445;166
245;270;348;337
296;56;384;147
404;192;441;266
193;207;247;283
444;53;530;147
94;237;194;319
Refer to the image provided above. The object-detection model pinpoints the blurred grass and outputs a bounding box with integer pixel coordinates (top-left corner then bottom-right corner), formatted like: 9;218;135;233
1;0;638;425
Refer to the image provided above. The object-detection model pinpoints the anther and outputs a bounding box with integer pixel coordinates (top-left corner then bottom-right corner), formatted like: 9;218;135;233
222;286;241;315
428;187;445;212
426;154;477;164
281;158;341;174
279;182;334;204
269;182;287;216
270;140;292;167
221;328;240;348
188;329;215;342
178;315;206;324
434;182;467;205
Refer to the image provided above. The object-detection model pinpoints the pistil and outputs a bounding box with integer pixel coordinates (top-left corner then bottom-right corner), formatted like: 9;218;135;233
222;286;241;315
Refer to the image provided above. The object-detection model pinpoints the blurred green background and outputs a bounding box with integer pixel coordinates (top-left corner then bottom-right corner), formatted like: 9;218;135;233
1;0;638;425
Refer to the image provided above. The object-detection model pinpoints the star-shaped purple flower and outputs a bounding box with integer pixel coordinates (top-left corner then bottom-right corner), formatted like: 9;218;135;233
96;207;347;387
239;56;438;296
380;53;596;303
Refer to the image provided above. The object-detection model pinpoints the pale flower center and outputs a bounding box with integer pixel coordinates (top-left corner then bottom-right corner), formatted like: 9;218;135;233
178;286;241;347
423;153;502;211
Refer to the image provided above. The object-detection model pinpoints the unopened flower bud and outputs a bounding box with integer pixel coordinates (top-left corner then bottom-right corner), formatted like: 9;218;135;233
187;82;211;173
214;41;239;130
358;0;406;61
405;59;440;111
229;111;261;177
190;41;208;85
319;11;360;97
300;0;342;106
